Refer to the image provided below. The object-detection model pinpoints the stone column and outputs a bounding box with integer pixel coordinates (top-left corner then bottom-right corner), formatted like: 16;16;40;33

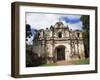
65;44;71;61
49;41;54;63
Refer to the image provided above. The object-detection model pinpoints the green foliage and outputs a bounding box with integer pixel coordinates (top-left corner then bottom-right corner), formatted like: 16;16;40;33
26;44;47;67
26;50;46;67
26;44;32;50
26;24;32;38
80;15;89;58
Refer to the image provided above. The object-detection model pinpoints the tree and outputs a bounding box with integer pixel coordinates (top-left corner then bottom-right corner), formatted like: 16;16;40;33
26;24;32;39
80;15;89;58
26;24;33;67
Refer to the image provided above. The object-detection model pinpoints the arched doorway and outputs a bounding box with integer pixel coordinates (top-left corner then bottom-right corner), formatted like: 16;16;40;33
56;45;65;61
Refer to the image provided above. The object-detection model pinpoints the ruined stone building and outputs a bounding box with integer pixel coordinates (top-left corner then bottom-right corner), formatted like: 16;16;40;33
32;22;85;63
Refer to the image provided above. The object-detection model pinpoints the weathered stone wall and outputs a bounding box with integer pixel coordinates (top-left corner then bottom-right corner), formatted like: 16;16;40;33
32;22;85;63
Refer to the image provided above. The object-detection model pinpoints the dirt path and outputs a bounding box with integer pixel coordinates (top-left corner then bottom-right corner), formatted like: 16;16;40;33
57;60;72;66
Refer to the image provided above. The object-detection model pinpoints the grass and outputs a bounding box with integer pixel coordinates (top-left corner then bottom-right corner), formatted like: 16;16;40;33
70;58;89;65
38;58;89;67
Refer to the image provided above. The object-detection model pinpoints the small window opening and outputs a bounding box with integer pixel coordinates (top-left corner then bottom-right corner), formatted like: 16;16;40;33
38;33;40;38
77;33;80;37
58;32;62;38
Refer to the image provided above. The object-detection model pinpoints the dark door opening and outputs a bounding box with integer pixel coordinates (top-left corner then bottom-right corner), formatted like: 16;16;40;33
57;46;65;61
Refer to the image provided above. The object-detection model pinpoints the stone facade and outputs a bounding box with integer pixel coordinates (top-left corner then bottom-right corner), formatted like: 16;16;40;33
32;22;85;64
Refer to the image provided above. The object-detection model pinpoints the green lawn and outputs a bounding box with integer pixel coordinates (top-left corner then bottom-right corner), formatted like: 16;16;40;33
70;58;89;65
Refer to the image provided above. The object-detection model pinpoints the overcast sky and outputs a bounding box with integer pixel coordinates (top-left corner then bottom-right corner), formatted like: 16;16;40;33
26;12;83;30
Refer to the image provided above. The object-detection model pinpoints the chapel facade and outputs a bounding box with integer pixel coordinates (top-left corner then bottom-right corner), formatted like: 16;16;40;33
32;22;85;64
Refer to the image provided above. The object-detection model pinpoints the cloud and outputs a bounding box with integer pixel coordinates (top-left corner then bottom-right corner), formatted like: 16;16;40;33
61;17;80;24
26;13;82;30
26;13;83;44
59;15;82;30
26;13;59;30
68;21;82;30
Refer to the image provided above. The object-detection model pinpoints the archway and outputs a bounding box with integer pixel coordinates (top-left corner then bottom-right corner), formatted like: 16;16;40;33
56;45;65;61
